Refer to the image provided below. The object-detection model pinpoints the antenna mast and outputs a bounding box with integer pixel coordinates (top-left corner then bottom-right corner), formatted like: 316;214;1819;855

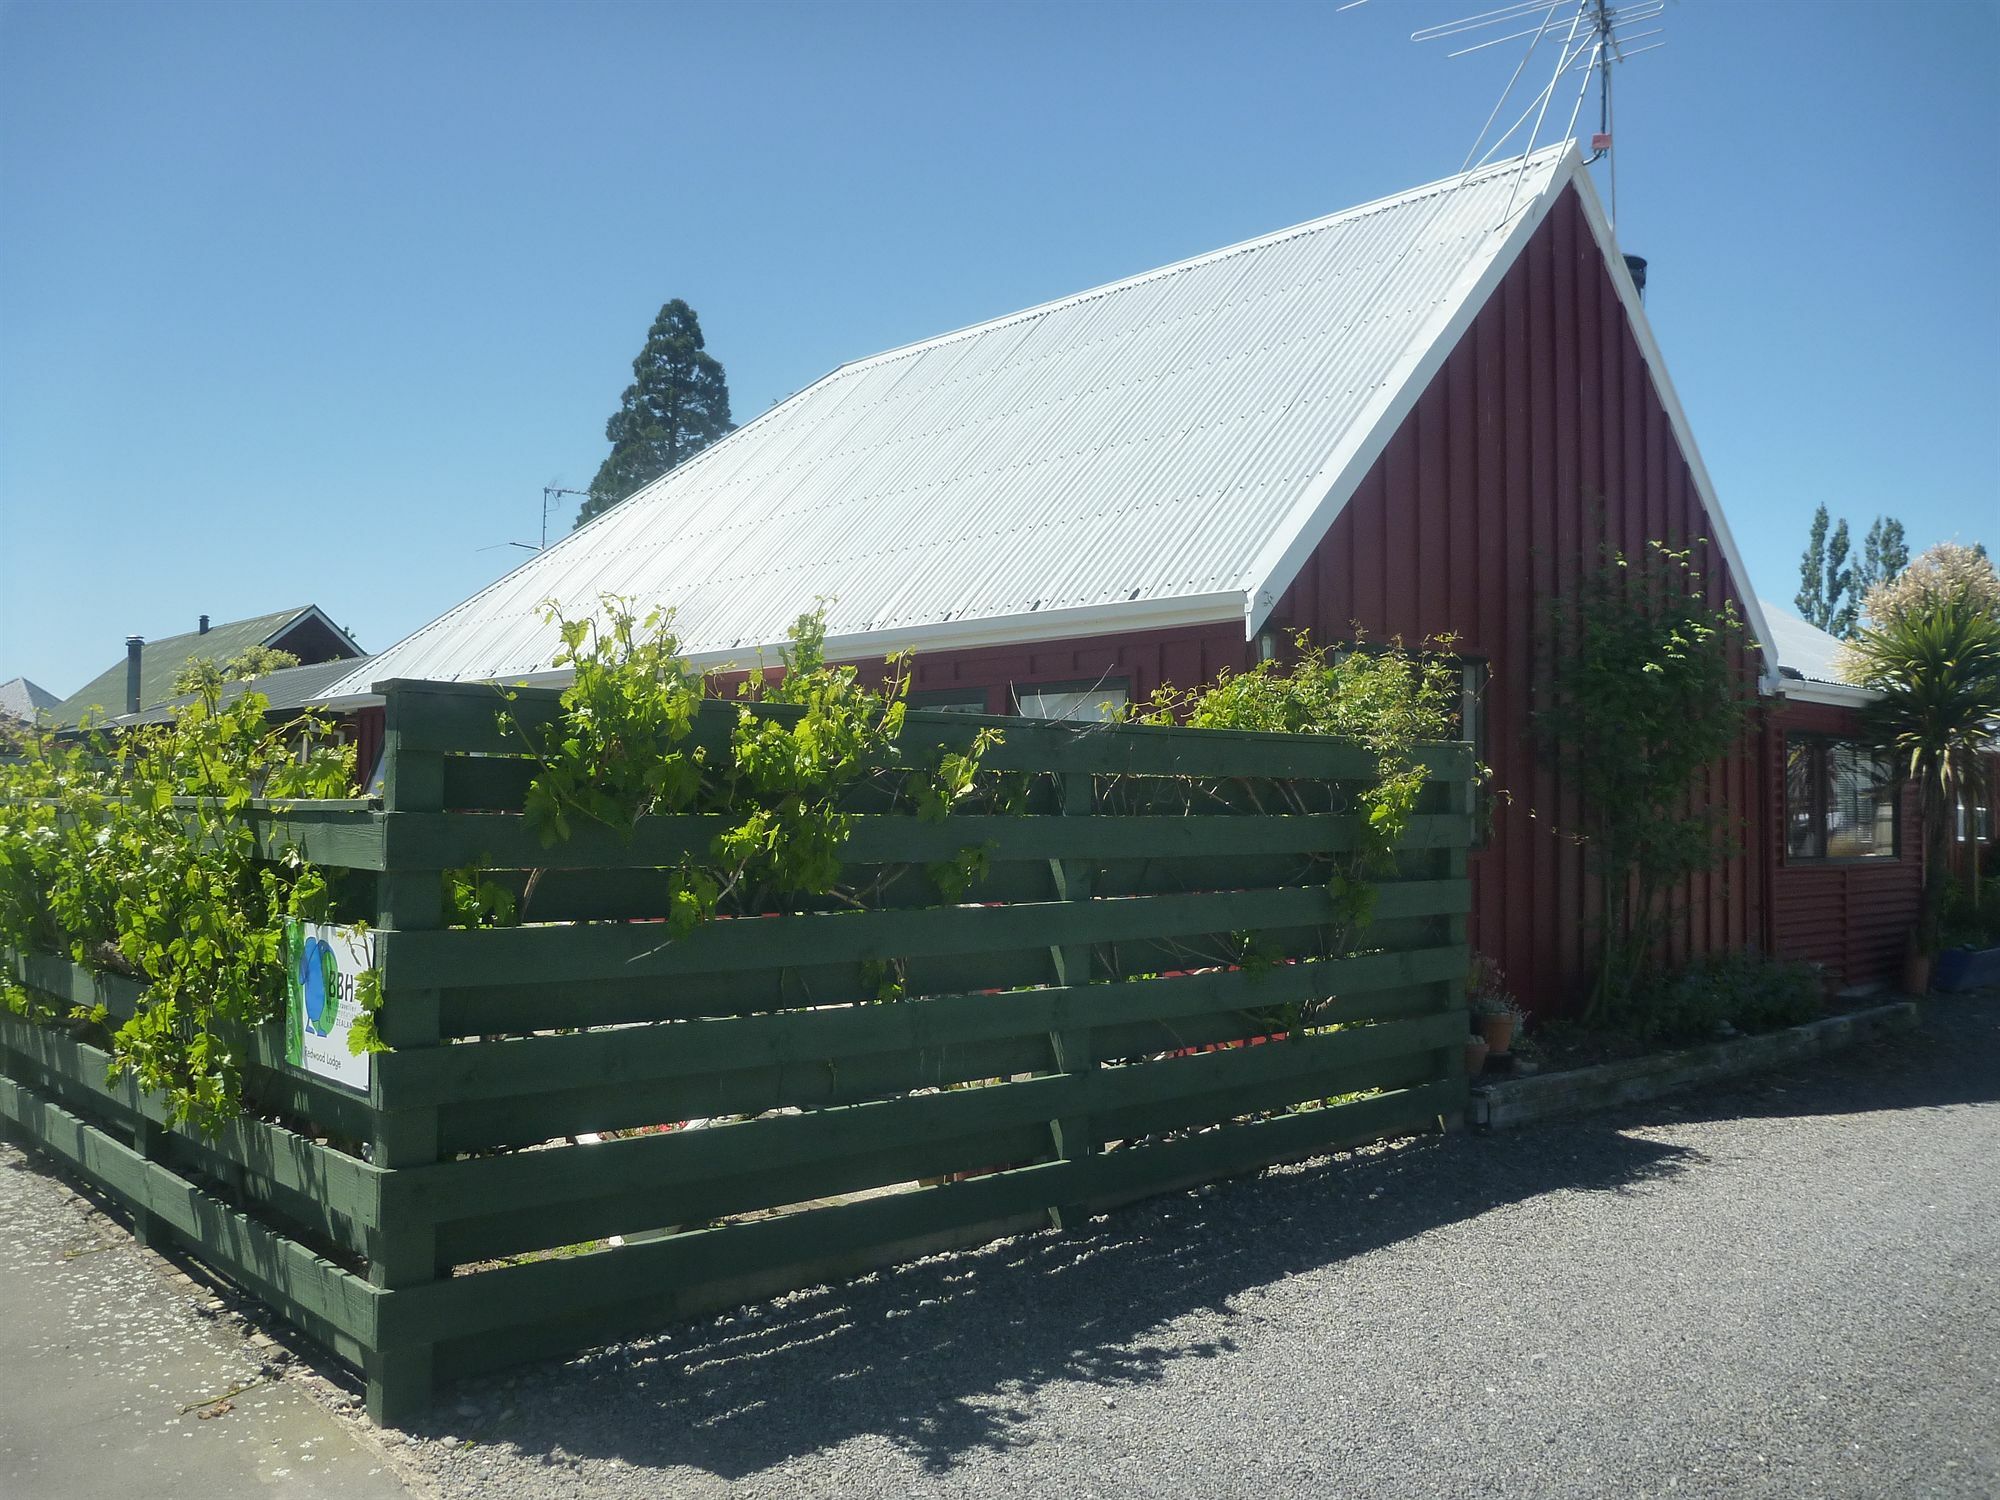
539;487;593;550
1407;0;1668;230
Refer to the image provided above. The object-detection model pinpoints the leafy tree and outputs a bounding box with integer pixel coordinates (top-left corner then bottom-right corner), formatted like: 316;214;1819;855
1538;542;1757;1016
1825;518;1856;637
171;645;302;698
1795;505;1828;627
573;300;734;528
1795;504;1859;635
1840;546;2000;946
1855;516;1909;604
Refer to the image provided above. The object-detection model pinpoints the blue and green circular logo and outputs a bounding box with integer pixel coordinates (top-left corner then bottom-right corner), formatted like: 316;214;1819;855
297;934;340;1038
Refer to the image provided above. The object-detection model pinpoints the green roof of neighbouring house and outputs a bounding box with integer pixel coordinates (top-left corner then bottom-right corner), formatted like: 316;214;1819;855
0;676;60;725
50;606;363;726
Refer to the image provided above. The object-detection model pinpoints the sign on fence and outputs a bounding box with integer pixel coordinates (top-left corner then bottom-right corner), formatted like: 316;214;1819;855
283;920;373;1093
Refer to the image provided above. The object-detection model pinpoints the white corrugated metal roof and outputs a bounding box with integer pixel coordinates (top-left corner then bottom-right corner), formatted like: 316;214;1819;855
339;146;1590;694
1759;599;1849;685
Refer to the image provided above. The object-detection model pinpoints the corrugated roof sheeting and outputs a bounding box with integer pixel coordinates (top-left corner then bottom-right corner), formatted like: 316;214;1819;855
341;147;1574;692
1759;598;1851;686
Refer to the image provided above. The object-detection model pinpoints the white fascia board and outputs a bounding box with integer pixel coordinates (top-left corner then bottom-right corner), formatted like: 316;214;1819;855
1776;678;1877;709
780;589;1248;667
1563;168;1786;694
359;591;1249;694
1241;147;1580;638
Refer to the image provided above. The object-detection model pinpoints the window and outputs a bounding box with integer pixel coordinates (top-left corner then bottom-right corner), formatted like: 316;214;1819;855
1786;738;1897;861
1013;680;1129;722
909;689;990;714
1957;801;1994;843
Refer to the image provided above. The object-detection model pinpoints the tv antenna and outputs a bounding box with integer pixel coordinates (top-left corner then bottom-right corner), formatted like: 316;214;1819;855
477;485;596;555
1405;0;1668;230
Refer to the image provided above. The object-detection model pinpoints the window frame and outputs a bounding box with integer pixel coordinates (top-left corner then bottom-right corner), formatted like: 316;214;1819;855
908;688;994;715
1010;677;1131;722
1785;734;1899;865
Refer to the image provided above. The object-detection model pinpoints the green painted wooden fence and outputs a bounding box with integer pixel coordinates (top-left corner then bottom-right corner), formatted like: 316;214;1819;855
0;678;1473;1423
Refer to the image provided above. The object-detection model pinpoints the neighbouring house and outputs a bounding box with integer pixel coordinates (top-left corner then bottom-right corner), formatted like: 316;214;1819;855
0;676;59;728
50;606;363;727
318;143;1922;1007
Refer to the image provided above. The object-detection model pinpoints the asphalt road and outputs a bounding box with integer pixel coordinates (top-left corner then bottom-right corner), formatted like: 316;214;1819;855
392;992;1999;1500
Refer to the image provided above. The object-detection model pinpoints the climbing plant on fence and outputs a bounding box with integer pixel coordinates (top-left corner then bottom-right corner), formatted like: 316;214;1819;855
0;686;353;1133
0;609;1474;1425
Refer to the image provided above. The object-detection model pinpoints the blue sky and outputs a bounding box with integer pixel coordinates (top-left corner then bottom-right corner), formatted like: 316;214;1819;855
2;0;1994;696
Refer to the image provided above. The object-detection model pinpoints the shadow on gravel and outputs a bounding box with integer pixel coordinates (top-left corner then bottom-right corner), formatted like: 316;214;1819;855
426;1121;1702;1481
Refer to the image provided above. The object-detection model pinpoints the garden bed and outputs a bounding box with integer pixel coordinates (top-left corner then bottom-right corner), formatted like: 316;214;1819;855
1466;1001;1919;1130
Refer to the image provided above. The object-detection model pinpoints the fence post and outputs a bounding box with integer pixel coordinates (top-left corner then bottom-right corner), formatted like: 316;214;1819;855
1045;769;1096;1230
364;685;445;1425
129;1112;170;1250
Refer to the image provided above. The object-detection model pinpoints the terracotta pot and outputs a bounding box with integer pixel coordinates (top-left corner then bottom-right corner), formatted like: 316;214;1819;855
1478;1012;1517;1056
1902;947;1932;998
1465;1036;1490;1076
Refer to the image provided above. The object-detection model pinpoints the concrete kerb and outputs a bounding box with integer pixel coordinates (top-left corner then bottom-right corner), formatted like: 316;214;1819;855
1467;1001;1921;1131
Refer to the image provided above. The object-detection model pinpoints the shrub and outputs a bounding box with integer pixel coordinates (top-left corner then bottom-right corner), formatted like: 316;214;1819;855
1626;950;1823;1046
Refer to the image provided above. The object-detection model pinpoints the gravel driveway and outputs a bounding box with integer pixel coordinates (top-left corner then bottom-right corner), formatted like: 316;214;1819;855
108;995;2000;1497
386;991;1998;1499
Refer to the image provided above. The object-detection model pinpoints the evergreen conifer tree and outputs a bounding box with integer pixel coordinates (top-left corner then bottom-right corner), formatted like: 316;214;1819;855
574;300;734;529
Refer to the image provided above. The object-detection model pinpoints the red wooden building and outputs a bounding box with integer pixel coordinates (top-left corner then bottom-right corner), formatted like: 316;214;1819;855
326;145;1921;1010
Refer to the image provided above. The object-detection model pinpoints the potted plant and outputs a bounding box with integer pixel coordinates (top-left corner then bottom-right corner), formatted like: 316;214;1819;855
1472;993;1526;1056
1467;953;1525;1056
1465;1033;1490;1076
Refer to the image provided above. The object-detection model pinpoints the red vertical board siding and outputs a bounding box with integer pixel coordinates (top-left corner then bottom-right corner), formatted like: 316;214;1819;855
1768;699;1923;985
372;185;1872;1012
1262;186;1768;1014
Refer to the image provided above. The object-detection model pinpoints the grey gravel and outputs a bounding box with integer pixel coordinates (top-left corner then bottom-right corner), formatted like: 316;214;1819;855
382;991;1999;1499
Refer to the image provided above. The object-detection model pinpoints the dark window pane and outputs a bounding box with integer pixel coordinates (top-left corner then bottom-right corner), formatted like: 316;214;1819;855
1825;744;1895;859
1786;742;1823;859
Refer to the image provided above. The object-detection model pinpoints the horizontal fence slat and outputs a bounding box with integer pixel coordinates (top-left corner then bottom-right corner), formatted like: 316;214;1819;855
382;810;1466;874
380;1076;1458;1349
0;1013;381;1250
377;944;1465;1109
0;1078;380;1350
6;950;382;1140
382;1012;1461;1231
39;801;385;872
379;881;1469;991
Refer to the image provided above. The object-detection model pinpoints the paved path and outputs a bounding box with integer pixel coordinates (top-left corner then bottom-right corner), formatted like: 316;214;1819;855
0;1143;414;1500
390;992;1998;1499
